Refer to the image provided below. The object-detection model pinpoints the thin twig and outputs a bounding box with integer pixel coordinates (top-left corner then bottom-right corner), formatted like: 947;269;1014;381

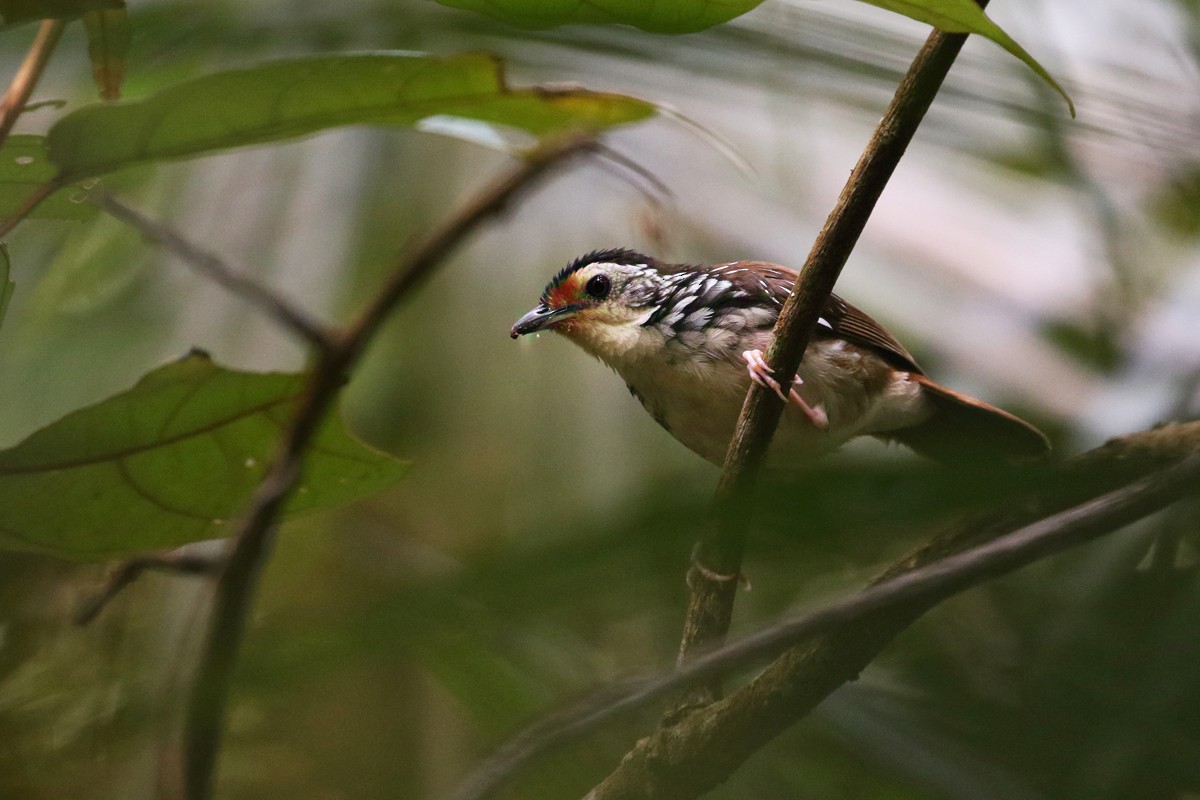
74;549;225;626
0;20;66;147
179;134;597;800
336;134;598;361
591;143;674;201
448;451;1200;800
0;177;62;239
678;5;992;669
0;21;68;239
96;193;334;350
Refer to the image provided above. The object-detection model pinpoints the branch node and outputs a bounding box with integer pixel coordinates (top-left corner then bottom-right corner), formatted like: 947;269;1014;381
75;549;225;626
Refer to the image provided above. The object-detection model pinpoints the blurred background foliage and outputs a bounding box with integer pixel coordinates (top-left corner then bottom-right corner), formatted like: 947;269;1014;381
1;1;1198;798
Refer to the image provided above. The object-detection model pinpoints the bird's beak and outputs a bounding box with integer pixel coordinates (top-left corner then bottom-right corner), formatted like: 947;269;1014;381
510;303;578;338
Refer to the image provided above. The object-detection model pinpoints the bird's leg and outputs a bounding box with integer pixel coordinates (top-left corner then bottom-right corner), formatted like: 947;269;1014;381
741;349;829;430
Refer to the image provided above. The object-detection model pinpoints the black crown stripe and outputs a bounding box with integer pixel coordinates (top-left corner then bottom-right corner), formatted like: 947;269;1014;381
541;248;654;302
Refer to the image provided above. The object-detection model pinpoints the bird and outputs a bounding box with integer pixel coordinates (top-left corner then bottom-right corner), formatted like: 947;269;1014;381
510;248;1050;467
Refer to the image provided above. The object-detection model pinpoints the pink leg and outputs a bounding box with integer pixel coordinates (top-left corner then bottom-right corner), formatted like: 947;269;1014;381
741;349;829;430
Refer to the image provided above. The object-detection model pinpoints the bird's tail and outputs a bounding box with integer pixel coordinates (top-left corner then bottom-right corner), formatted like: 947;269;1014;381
882;374;1050;465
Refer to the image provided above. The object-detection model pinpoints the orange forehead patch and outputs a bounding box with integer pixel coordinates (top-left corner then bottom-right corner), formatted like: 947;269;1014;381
545;272;585;308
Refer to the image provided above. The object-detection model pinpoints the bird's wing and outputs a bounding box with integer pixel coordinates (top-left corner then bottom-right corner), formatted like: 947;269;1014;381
713;261;924;373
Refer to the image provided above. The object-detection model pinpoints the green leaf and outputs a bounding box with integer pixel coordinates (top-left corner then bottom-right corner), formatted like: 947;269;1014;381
0;243;13;329
46;52;656;181
0;136;95;220
81;7;130;100
432;0;1072;114
0;0;121;27
860;0;1074;116
0;352;409;560
432;0;764;33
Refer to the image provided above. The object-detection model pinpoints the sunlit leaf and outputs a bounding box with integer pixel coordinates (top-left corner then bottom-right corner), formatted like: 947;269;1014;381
432;0;1072;113
0;136;94;220
0;352;409;560
82;7;130;100
46;52;656;180
0;0;120;26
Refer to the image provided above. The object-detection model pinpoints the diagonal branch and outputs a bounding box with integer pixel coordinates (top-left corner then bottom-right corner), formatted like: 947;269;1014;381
0;20;68;240
448;442;1200;800
337;136;599;362
0;19;66;147
74;547;225;626
679;3;995;667
583;422;1200;800
96;193;334;350
178;133;597;800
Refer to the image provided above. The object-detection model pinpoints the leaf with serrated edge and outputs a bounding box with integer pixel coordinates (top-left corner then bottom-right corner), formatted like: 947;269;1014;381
46;52;655;181
0;352;408;560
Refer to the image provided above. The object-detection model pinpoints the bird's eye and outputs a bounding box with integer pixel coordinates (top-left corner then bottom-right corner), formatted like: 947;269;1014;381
584;274;611;300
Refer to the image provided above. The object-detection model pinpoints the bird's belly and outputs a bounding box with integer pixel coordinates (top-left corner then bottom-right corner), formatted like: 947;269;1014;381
623;361;843;467
621;341;932;468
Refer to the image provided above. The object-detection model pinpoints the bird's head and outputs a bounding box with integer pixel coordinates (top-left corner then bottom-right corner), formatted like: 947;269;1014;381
510;249;665;341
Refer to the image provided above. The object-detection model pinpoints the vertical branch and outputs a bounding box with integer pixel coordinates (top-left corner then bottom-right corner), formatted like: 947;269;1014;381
179;135;595;800
678;5;991;668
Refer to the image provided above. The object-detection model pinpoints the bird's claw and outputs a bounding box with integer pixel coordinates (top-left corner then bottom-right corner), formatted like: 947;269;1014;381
742;349;828;430
742;349;790;402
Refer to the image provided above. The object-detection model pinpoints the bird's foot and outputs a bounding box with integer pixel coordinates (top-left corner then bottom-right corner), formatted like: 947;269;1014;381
741;349;829;430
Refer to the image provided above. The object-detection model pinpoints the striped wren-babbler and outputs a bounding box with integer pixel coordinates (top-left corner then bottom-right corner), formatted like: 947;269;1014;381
511;249;1049;466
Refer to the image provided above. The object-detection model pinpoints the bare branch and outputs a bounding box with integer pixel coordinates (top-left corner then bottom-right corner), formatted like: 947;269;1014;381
448;426;1200;800
591;143;674;202
178;134;597;800
74;548;225;626
0;177;62;239
0;20;66;147
584;421;1200;800
0;20;68;239
679;7;994;668
337;134;598;362
96;193;335;350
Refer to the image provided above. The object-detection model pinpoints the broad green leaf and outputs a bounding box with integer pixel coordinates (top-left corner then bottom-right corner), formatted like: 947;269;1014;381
0;243;13;328
0;0;120;26
861;0;1074;116
0;136;95;220
46;52;656;181
433;0;1072;114
0;352;409;560
82;7;130;100
432;0;762;33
